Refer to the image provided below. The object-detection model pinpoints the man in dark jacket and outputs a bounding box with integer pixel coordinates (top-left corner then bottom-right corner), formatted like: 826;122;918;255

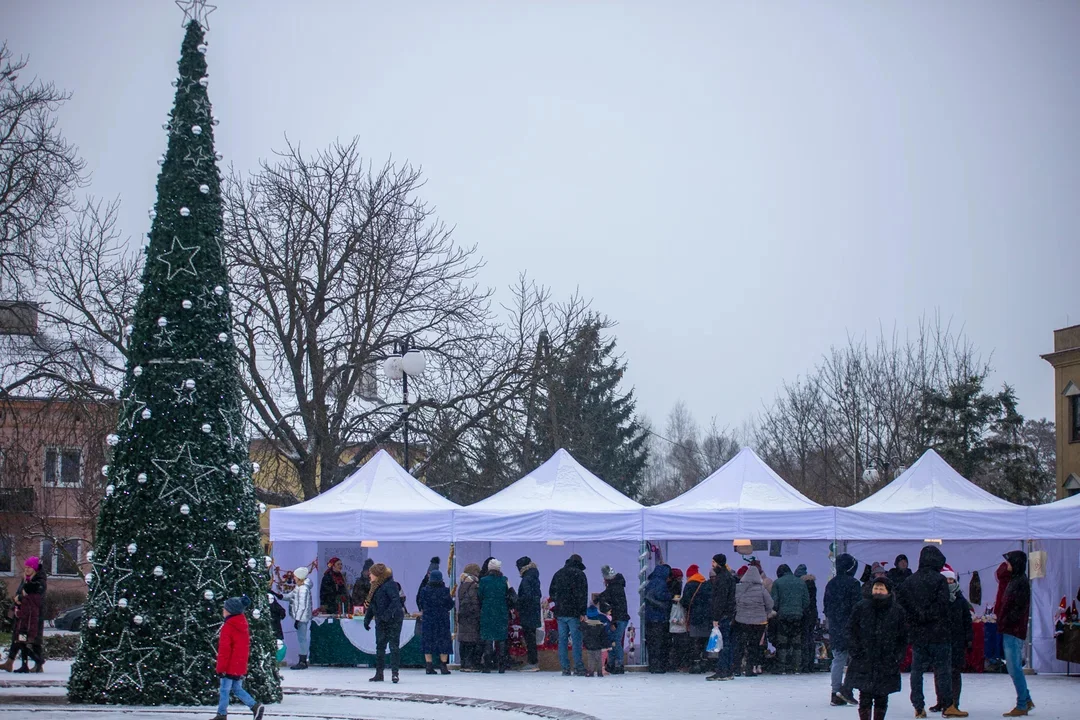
707;553;737;681
999;551;1033;717
548;554;588;675
598;565;630;674
847;576;907;720
772;564;811;673
897;545;965;718
643;564;673;674
824;553;862;706
516;556;542;671
887;554;912;587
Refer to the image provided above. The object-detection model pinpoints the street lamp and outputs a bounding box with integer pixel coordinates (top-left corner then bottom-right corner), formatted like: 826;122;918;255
861;457;905;488
381;335;427;472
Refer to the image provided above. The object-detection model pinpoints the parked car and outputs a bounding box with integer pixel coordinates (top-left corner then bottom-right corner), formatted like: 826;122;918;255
52;605;84;631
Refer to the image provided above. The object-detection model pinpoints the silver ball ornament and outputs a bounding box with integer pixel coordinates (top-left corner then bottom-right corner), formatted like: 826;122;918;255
218;332;229;342
252;609;261;620
133;366;143;376
264;556;273;568
226;521;236;531
101;465;110;476
200;184;210;194
86;550;95;562
124;324;134;336
214;285;224;296
157;317;168;327
258;502;267;514
153;565;164;577
204;589;214;600
157;156;166;166
185;378;196;389
137;472;147;484
85;573;93;584
180;504;191;515
106;434;119;446
87;618;98;628
141;408;152;419
133;615;144;625
192;125;202;135
252;462;261;473
105;484;115;496
182;299;193;310
118;598;128;608
230;464;240;475
180;207;190;217
201;423;212;433
127;543;137;554
197;43;208;54
199;76;209;87
148;209;156;220
247;558;257;569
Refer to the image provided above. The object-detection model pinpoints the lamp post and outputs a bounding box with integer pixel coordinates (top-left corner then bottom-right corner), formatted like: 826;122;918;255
861;456;906;490
382;335;427;472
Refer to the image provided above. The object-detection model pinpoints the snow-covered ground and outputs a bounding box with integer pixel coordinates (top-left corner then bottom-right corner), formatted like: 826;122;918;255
2;662;1079;719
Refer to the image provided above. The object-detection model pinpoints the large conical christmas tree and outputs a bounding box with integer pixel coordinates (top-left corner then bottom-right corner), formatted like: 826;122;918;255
69;6;282;706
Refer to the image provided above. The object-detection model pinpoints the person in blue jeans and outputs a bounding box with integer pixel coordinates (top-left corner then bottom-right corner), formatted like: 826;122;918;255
549;555;589;675
707;554;737;681
213;595;264;720
598;565;630;674
998;551;1034;717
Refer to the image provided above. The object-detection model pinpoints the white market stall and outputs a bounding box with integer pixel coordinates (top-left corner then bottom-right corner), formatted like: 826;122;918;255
453;448;645;649
1026;493;1080;673
269;449;461;665
644;447;837;592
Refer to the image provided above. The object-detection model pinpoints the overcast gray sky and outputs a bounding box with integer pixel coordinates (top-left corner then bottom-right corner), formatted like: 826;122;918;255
6;1;1078;431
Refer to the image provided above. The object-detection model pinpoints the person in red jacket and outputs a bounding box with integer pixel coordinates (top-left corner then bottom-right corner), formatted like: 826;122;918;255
213;595;264;720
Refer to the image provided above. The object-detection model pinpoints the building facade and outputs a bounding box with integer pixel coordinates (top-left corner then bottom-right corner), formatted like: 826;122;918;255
1041;324;1080;498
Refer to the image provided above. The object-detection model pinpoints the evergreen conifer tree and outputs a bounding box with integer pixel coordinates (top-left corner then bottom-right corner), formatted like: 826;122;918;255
69;7;282;705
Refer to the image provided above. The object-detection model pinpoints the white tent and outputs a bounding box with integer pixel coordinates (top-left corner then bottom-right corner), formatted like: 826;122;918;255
269;448;460;542
1027;491;1080;539
643;447;835;539
1028;494;1080;673
835;449;1028;540
453;448;644;542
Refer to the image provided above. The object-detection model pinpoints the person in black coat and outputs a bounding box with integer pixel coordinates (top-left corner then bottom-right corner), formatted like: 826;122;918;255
549;554;589;675
364;563;405;683
707;554;738;681
847;577;907;720
795;564;819;673
824;553;862;706
886;555;912;588
351;558;374;609
516;556;543;669
897;545;962;717
321;557;350;614
418;569;454;675
598;565;630;673
930;566;973;714
681;565;713;672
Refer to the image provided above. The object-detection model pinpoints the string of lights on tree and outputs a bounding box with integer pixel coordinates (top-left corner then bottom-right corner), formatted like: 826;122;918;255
68;1;282;705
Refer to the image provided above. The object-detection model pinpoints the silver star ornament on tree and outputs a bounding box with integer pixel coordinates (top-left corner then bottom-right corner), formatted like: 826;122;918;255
176;0;217;30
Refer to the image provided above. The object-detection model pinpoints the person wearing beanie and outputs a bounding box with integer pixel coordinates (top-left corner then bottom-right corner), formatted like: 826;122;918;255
277;566;313;670
824;553;861;706
680;564;712;672
418;569;454;675
321;557;349;615
478;559;510;672
928;566;973;715
707;554;737;681
887;554;913;588
364;563;405;683
2;557;47;674
456;563;483;671
847;576;906;720
548;554;588;675
516;557;542;671
213;595;263;720
415;557;441;614
861;563;890;600
597;564;629;674
795;564;819;674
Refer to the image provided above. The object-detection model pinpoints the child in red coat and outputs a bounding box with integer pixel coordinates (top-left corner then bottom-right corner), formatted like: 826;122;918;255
213;595;264;720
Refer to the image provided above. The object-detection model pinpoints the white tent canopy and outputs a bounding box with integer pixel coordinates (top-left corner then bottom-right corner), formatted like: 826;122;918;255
835;449;1028;540
644;447;835;539
269;449;460;542
1027;492;1080;539
453;449;644;541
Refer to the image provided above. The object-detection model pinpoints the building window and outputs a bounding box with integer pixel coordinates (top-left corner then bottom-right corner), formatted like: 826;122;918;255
1072;395;1080;443
41;538;80;576
44;447;82;487
0;536;13;575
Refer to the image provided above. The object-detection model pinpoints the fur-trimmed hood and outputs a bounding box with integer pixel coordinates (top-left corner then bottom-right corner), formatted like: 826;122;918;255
518;561;538;576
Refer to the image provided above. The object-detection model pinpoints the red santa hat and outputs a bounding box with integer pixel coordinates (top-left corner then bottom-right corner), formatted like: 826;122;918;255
941;564;957;582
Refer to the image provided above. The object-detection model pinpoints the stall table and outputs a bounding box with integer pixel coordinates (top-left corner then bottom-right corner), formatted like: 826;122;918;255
309;616;424;667
1057;626;1080;674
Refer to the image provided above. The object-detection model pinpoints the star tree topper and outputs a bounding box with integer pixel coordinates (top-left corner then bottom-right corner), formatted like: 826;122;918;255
176;0;217;29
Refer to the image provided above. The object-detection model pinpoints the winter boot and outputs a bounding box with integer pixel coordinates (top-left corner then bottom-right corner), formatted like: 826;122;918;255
832;692;848;706
291;654;308;670
943;706;969;718
425;660;437;675
929;705;944;714
210;715;228;720
392;670;399;684
13;658;29;674
0;655;13;673
253;702;265;720
369;669;384;682
915;709;928;719
1001;709;1028;718
439;660;451;675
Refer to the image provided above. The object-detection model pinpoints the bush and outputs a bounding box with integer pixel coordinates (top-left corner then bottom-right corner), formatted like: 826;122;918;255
0;583;12;633
44;633;81;660
42;587;86;620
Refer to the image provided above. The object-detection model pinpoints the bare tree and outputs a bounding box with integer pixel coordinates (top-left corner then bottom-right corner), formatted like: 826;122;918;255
223;139;575;499
0;44;87;295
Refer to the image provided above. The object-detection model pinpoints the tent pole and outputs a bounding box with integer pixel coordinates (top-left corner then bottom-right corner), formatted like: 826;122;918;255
1024;539;1036;675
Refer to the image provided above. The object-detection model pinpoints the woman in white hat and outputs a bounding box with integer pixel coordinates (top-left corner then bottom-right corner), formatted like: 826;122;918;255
278;566;313;669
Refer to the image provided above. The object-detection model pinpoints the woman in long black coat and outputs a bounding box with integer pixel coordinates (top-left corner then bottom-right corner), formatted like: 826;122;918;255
847;577;907;720
417;569;454;675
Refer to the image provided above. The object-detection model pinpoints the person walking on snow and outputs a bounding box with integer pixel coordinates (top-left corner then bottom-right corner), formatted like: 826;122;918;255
847;577;906;720
930;565;973;714
824;553;861;706
549;554;589;675
999;551;1034;717
364;563;405;683
276;566;312;670
212;595;264;720
897;545;966;718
